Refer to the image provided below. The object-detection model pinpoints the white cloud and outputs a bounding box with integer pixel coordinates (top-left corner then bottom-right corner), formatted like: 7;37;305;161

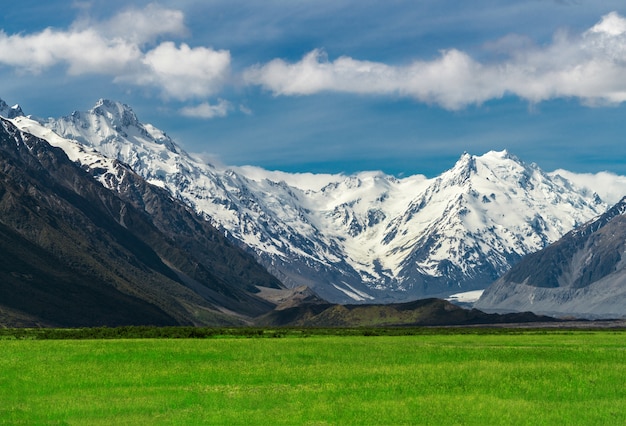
243;48;504;109
244;12;626;109
587;11;626;36
0;4;230;101
239;104;253;115
4;6;626;111
0;28;140;74
551;169;626;205
121;42;231;99
94;3;187;45
180;99;232;119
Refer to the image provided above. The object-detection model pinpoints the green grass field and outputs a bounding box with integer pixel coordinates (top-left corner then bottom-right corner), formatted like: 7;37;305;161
1;330;624;424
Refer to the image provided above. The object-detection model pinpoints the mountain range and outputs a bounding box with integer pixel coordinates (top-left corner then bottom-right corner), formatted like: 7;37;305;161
2;96;625;323
7;98;609;304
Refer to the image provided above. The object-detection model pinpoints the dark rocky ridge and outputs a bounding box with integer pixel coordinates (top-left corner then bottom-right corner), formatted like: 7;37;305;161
0;117;281;327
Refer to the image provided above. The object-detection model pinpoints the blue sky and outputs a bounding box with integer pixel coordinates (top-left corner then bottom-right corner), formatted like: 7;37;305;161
1;1;626;177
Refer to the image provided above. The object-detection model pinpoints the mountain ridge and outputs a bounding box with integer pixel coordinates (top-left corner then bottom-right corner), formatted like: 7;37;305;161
0;116;282;327
475;197;626;318
2;97;616;304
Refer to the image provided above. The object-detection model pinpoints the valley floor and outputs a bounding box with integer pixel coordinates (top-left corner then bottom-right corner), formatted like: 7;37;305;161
1;330;624;424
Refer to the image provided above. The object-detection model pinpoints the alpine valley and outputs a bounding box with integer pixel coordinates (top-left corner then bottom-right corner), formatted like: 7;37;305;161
1;97;624;325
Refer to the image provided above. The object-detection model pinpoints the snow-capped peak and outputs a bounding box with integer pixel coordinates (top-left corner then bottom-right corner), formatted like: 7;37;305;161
0;98;24;119
12;98;610;303
44;100;183;182
91;99;139;128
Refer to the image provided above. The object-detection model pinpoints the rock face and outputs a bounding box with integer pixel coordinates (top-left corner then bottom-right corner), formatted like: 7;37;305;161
31;99;607;303
0;117;282;327
475;198;626;318
0;99;23;119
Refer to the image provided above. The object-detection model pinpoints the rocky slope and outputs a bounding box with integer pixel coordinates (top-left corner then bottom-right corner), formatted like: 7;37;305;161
0;117;282;327
475;198;626;318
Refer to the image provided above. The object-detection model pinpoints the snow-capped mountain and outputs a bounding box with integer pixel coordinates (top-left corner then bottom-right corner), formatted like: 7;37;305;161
0;99;23;119
3;98;611;303
0;116;281;326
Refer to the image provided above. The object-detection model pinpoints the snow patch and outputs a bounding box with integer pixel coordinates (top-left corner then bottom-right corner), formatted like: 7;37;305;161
446;290;485;304
332;283;373;302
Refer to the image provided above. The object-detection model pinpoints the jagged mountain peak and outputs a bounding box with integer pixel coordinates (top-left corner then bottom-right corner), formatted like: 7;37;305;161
602;195;626;217
46;99;180;169
95;98;127;110
469;150;526;174
378;146;606;291
441;150;523;187
481;149;513;160
90;98;139;127
0;98;25;119
14;97;609;303
454;149;513;166
570;195;626;239
445;151;477;184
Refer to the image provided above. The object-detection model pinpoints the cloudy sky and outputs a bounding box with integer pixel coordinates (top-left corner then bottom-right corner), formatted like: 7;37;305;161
1;1;626;177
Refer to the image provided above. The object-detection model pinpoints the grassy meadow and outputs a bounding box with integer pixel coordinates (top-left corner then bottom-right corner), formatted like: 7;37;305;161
1;329;625;424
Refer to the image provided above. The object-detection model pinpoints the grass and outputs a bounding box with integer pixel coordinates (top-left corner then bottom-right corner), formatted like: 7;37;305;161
0;330;624;424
